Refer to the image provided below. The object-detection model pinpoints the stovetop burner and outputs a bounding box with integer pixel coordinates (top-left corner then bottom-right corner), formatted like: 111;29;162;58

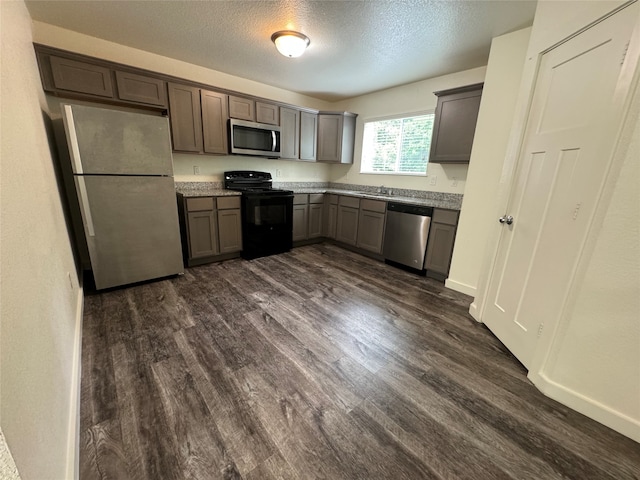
224;170;292;195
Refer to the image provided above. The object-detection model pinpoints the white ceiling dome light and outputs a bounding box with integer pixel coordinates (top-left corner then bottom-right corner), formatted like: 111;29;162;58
271;30;310;58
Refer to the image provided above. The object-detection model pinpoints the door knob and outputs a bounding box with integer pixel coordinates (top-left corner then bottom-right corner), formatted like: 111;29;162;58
499;215;514;225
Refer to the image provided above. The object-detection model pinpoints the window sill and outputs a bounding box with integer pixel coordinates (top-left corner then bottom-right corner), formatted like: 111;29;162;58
359;171;428;177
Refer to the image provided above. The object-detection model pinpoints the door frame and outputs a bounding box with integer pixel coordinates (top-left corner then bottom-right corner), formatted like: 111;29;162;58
471;0;640;437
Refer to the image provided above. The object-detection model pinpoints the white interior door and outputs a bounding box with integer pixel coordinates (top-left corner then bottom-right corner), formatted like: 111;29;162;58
482;4;638;369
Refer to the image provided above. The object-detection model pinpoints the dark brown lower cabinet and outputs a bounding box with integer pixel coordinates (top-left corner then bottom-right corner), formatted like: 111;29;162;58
184;197;218;259
292;204;309;241
324;195;338;238
178;194;242;266
336;205;359;245
356;200;386;254
308;204;324;238
424;208;460;278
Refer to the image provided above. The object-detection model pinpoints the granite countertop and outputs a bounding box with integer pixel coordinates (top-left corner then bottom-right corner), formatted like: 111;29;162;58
175;182;463;210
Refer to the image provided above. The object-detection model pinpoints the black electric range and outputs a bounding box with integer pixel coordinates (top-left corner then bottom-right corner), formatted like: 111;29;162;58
224;171;294;259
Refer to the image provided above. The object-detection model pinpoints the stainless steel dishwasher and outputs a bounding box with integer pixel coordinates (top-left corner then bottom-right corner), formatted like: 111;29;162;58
382;202;433;271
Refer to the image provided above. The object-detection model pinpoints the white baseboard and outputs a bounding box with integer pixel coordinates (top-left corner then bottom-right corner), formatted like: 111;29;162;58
468;302;481;322
531;371;640;443
444;278;477;297
65;286;84;480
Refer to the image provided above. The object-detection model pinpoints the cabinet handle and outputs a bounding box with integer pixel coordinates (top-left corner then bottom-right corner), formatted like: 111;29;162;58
76;177;95;237
63;104;84;174
498;215;514;225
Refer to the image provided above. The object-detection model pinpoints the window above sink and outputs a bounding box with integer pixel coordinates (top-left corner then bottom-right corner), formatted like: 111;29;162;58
360;112;435;176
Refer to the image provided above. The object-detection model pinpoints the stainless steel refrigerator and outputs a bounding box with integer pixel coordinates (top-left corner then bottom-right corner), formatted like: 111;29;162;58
60;103;183;290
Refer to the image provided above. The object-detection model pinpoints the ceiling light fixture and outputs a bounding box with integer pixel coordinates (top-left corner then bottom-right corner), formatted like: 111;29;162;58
271;30;310;58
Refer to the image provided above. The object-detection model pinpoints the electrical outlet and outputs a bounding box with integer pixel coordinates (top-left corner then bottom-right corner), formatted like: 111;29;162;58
430;175;437;186
193;165;200;175
451;177;458;187
276;169;282;177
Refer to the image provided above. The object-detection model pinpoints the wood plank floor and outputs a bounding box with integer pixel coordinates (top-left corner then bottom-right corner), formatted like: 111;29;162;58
80;243;640;480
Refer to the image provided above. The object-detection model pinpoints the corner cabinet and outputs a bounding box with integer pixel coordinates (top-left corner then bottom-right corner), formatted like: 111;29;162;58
428;83;483;164
317;112;357;164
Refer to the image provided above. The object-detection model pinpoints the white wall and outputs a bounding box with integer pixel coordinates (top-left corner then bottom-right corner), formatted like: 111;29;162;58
1;2;83;479
330;67;486;193
445;28;531;296
31;21;334;184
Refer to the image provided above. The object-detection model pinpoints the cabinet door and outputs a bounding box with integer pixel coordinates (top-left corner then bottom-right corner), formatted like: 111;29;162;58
325;204;337;239
308;204;323;239
229;95;255;121
50;55;114;98
280;107;300;159
218;209;242;253
300;111;318;161
336;206;359;245
317;114;343;162
356;210;386;254
115;71;167;107
187;211;218;258
201;90;229;154
292;204;309;241
424;222;457;275
168;83;203;152
429;85;483;163
256;102;280;125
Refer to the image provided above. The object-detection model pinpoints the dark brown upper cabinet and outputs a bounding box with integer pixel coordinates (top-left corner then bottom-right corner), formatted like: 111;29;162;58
428;83;483;164
49;55;114;98
115;71;167;107
168;83;203;153
317;112;357;164
201;90;229;155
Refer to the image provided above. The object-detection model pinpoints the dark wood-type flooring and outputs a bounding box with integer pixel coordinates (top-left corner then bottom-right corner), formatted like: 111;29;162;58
80;243;640;479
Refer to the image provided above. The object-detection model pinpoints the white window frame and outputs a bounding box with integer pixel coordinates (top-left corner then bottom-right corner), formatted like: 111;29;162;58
360;110;435;176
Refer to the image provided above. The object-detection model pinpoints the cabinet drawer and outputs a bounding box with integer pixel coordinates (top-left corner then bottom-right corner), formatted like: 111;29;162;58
339;196;360;209
186;197;215;212
309;194;324;204
216;196;241;210
432;208;459;225
360;199;386;213
328;194;339;205
293;194;309;205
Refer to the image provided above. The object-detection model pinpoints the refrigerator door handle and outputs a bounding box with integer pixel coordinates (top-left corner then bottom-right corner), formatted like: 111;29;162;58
63;104;84;174
76;177;95;237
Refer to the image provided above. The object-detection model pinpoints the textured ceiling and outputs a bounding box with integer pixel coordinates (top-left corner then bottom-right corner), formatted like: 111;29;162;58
25;0;537;102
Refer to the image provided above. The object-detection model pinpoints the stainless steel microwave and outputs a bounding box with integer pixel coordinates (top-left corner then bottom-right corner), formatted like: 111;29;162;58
229;119;281;158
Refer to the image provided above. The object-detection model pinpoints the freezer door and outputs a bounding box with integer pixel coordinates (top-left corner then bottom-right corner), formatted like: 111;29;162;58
75;175;183;289
62;103;174;176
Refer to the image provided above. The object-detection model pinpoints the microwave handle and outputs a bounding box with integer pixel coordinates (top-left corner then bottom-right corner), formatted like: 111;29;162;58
272;131;277;152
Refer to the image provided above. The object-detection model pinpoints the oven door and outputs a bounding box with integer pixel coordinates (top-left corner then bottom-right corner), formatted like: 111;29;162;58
230;119;281;157
242;193;293;259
